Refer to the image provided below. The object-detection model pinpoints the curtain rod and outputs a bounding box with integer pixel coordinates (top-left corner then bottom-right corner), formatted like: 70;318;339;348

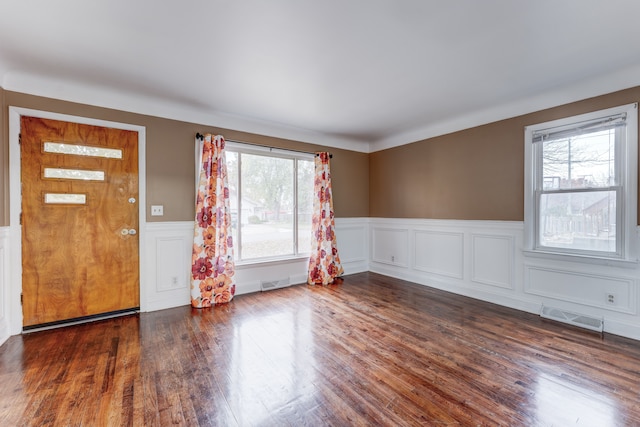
195;132;332;158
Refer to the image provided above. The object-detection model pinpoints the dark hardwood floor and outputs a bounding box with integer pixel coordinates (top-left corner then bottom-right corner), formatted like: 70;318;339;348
1;272;640;426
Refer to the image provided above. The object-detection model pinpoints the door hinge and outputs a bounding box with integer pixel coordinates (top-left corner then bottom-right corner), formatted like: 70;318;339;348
20;293;23;305
18;133;21;144
19;212;22;225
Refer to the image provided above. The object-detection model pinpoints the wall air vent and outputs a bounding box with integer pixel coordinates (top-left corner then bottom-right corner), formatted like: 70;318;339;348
540;304;603;333
260;277;291;292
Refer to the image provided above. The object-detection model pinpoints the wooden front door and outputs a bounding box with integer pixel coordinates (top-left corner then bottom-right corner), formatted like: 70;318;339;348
20;116;140;327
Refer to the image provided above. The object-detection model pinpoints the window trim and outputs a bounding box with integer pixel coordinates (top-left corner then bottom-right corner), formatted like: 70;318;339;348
224;141;314;265
524;103;638;265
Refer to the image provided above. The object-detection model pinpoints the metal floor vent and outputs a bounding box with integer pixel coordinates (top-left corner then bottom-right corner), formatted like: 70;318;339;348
261;277;291;292
540;305;603;333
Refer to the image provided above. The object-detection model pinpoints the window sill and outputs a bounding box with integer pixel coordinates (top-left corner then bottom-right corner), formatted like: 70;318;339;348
523;249;638;269
234;254;310;269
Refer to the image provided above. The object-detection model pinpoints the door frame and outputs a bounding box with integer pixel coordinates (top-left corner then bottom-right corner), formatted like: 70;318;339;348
8;107;147;334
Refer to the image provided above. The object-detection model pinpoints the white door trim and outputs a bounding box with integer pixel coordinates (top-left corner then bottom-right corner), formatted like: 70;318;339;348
8;107;147;334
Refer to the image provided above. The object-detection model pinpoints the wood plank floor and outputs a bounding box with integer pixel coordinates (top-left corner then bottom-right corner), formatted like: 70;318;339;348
1;272;640;426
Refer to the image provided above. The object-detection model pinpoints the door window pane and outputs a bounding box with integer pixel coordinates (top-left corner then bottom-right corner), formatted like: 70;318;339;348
44;193;87;204
44;142;122;159
44;168;105;181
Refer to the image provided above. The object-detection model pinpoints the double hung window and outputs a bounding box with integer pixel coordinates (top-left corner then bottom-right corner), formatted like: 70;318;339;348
524;103;637;262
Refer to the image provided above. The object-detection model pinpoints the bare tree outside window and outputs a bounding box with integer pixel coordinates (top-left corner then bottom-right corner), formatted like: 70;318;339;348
225;148;313;261
539;129;618;252
536;122;622;254
525;103;637;261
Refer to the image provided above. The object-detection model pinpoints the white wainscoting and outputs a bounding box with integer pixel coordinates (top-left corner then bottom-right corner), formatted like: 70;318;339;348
144;222;193;312
471;234;514;290
525;266;636;315
336;218;370;275
143;218;370;312
0;227;10;347
6;216;639;342
369;218;640;341
371;227;409;267
0;219;369;340
414;230;464;279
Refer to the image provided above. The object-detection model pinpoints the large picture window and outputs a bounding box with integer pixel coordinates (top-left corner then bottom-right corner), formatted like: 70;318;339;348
524;103;638;262
225;142;314;262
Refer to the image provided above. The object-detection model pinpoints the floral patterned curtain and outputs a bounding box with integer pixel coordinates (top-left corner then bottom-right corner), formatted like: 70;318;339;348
307;152;344;285
191;134;236;308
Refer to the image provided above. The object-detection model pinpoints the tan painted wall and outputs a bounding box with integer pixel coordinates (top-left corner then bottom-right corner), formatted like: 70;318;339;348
4;86;639;227
370;86;640;222
0;90;369;226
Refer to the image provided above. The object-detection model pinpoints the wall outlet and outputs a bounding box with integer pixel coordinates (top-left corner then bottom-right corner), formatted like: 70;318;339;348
151;205;164;216
171;276;179;287
606;292;616;305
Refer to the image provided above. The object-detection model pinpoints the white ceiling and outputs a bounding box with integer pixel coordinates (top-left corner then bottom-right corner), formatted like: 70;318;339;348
2;1;640;153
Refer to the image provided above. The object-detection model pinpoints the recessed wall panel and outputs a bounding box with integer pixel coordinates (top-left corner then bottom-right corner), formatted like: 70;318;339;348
337;225;367;263
156;237;187;292
414;230;464;279
471;234;514;289
525;266;636;314
372;227;408;266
